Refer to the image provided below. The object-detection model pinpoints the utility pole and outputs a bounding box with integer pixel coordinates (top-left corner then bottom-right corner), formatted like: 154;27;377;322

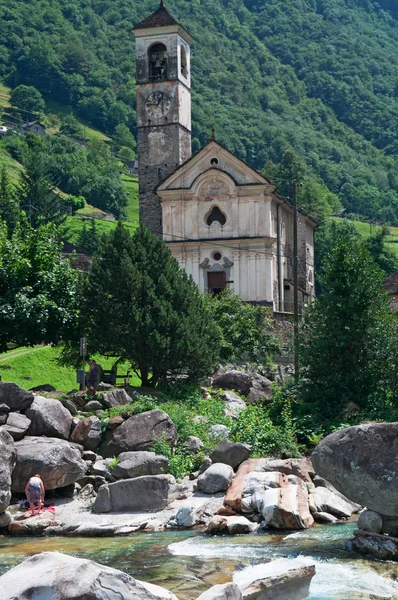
292;180;299;384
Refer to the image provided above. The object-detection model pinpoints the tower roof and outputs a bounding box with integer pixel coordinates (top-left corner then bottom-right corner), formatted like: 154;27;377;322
133;1;189;33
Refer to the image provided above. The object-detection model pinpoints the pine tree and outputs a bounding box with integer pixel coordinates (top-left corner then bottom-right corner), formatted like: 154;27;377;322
17;153;66;228
0;166;19;233
77;219;100;255
76;223;220;386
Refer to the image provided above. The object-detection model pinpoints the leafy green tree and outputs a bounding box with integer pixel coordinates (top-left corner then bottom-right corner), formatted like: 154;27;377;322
10;85;45;117
0;166;19;233
66;223;220;386
113;124;136;151
314;218;360;277
17;153;66;228
60;115;84;138
362;226;398;274
209;290;280;363
0;219;79;351
300;235;397;423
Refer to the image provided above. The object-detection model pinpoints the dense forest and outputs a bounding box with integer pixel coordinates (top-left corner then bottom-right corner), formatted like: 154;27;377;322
1;0;398;222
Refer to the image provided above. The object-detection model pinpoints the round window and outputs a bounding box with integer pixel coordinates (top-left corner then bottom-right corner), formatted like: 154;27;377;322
213;252;222;261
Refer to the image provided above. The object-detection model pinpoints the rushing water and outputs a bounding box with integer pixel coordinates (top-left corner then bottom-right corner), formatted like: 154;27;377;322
1;522;398;599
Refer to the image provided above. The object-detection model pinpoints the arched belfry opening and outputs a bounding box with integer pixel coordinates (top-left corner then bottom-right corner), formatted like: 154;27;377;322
149;43;168;80
181;45;188;77
206;206;227;227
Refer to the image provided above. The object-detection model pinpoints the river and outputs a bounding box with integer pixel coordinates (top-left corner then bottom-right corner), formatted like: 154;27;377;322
1;522;398;599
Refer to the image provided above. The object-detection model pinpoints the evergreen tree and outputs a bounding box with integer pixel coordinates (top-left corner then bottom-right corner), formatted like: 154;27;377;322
300;235;397;423
72;223;220;386
17;154;66;228
0;167;19;233
77;219;100;255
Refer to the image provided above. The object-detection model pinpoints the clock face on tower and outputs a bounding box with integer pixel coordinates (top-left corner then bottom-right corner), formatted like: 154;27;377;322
145;91;171;119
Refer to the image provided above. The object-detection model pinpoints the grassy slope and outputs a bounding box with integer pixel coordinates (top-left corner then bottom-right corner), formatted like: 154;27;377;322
0;81;139;238
347;219;398;258
0;346;141;391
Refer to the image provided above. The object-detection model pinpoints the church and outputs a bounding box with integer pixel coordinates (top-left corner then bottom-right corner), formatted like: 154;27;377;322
133;1;316;313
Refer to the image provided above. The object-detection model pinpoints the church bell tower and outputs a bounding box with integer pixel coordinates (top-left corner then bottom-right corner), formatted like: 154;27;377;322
133;1;193;234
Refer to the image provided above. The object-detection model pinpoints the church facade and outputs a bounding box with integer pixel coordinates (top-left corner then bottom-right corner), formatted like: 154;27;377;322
133;2;316;313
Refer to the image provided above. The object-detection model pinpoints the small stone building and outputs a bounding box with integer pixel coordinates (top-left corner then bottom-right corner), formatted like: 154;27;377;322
133;2;316;312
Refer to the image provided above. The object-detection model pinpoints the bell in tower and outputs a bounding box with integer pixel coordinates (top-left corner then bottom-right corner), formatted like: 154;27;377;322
133;1;193;235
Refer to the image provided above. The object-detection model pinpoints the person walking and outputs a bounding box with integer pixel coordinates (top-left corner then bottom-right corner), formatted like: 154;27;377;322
25;474;45;515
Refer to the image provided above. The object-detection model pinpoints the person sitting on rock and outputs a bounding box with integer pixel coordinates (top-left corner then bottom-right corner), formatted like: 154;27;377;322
25;474;45;515
86;359;102;391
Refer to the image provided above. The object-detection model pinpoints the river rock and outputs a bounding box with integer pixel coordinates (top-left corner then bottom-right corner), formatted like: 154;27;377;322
310;486;354;518
210;441;251;470
220;391;246;418
169;503;206;528
350;530;398;561
212;371;252;394
91;459;116;481
313;511;338;524
184;436;204;453
0;429;16;513
0;511;11;528
11;437;87;492
312;423;398;516
235;559;316;600
197;583;243;600
240;472;314;530
102;388;131;408
8;512;59;536
205;515;258;535
69;416;102;451
0;382;33;412
357;510;383;534
2;412;31;440
198;463;234;494
102;409;177;457
93;474;175;513
312;475;361;512
83;400;103;411
0;551;178;600
26;396;72;440
112;451;169;479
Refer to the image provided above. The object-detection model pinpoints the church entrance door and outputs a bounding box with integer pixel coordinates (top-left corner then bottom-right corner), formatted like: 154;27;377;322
207;271;226;295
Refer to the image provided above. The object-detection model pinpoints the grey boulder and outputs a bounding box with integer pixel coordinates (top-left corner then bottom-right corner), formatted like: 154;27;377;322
220;391;246;418
93;474;175;513
69;416;102;452
197;583;242;600
102;409;177;457
112;451;168;479
357;510;383;534
212;371;252;394
0;551;178;600
183;436;204;453
311;486;355;519
102;388;132;408
209;424;229;441
198;463;234;494
312;423;398;516
11;437;86;492
0;382;33;412
2;412;31;441
210;441;250;470
26;396;72;440
0;429;16;513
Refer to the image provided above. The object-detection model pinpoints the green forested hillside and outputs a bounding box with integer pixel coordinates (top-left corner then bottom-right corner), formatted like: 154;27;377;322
1;0;398;222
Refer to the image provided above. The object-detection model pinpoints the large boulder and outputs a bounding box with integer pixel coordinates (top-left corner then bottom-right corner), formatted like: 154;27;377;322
26;396;72;440
312;423;398;516
212;371;273;402
101;409;177;457
0;429;16;513
112;451;168;479
205;515;258;535
241;471;314;530
310;486;356;519
69;416;102;451
220;391;247;419
2;412;31;441
198;463;234;494
11;437;87;492
210;441;251;470
197;583;242;600
93;474;175;513
102;388;132;408
0;382;33;412
0;552;178;600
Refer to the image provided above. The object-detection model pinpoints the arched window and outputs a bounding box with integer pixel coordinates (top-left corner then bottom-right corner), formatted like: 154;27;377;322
181;45;188;78
206;206;226;227
149;43;168;81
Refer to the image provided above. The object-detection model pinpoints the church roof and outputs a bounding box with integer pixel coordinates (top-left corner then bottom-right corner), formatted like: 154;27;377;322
133;1;187;32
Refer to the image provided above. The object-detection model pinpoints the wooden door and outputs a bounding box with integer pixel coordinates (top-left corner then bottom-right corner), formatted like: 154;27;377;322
207;271;226;294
